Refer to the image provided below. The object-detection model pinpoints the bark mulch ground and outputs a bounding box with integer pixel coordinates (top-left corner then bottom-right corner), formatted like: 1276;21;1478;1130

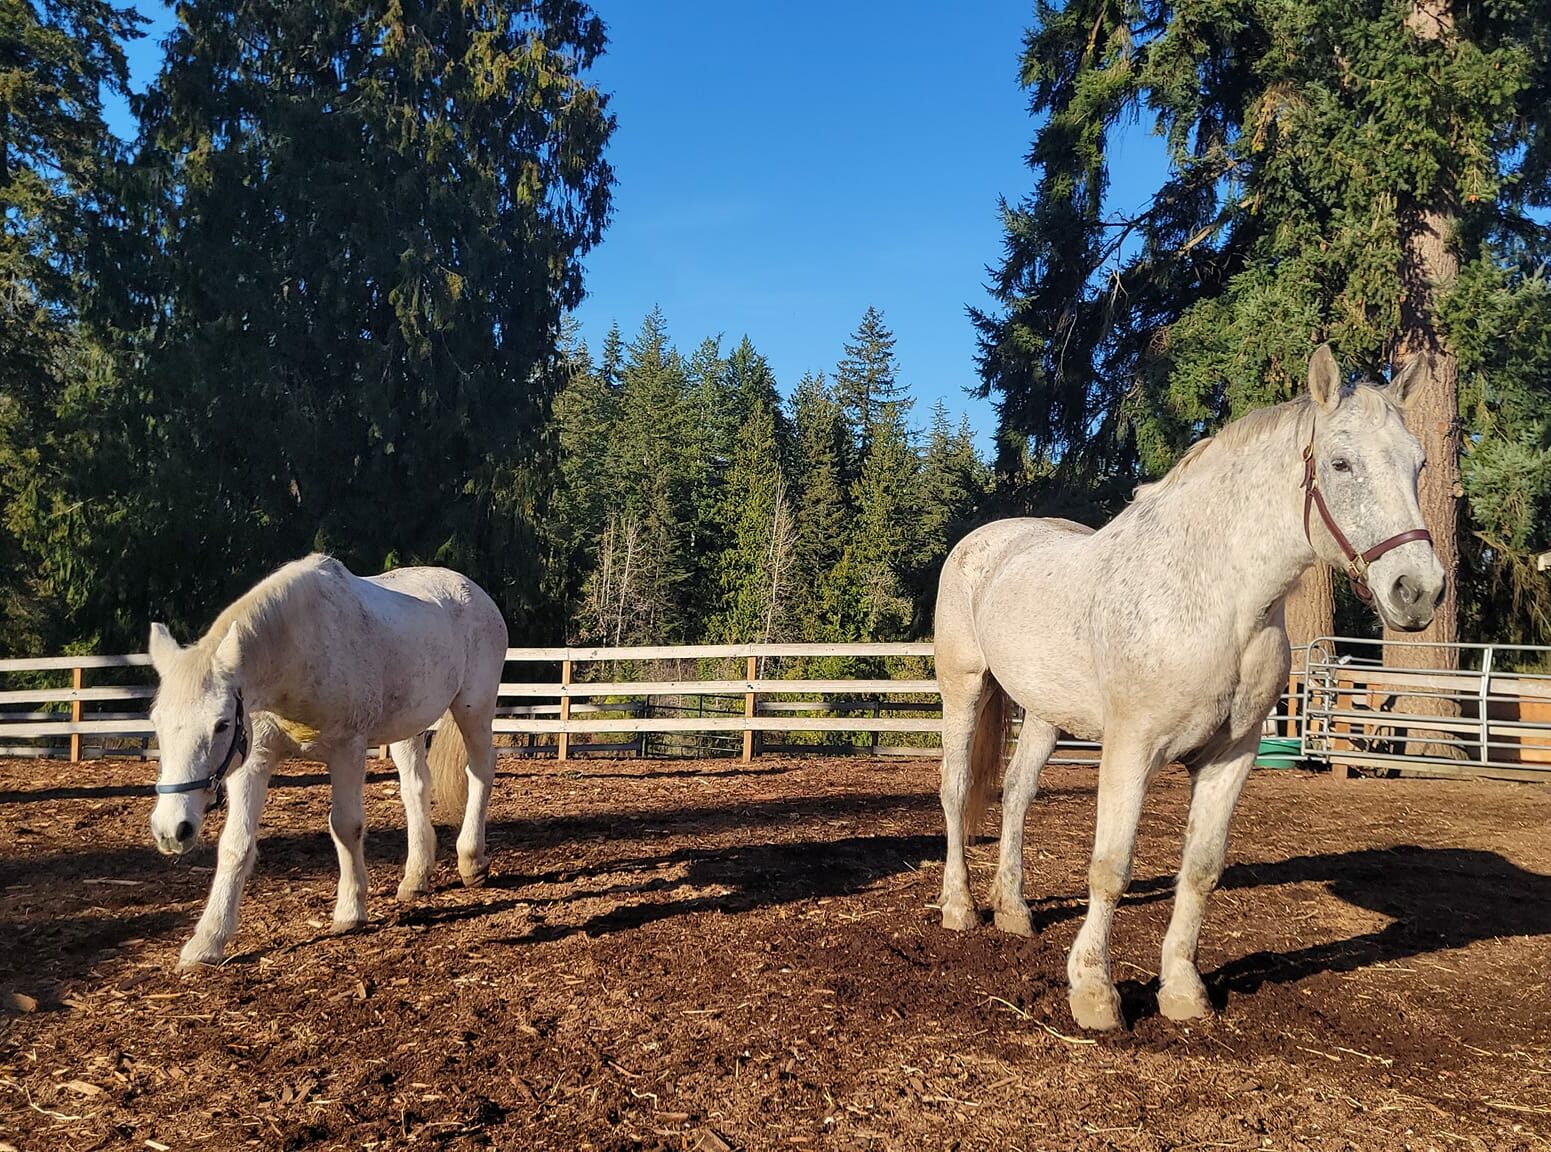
2;755;1549;1151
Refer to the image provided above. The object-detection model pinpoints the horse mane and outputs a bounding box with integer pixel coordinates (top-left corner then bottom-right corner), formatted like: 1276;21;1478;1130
1130;384;1400;503
185;554;342;672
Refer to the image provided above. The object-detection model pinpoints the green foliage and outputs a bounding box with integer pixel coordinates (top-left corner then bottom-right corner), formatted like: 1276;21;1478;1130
787;372;852;639
0;0;142;653
835;305;911;479
981;0;1551;643
548;308;992;647
708;401;796;643
7;0;614;651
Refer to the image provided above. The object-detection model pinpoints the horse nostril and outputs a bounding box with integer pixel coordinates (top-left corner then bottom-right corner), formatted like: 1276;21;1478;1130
1395;574;1419;606
175;820;194;843
1433;576;1446;609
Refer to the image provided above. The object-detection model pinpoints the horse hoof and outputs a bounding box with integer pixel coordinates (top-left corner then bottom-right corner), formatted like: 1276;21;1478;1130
330;917;366;936
993;904;1035;937
1068;983;1125;1032
460;864;490;888
1158;978;1213;1022
396;880;432;903
176;947;223;973
939;902;978;932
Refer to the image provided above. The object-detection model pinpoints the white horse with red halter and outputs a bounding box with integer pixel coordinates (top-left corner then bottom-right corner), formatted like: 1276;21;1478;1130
148;554;507;970
933;345;1444;1030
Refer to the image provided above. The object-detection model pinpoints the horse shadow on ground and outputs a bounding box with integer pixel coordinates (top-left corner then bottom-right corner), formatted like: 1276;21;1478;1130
0;789;945;991
1208;845;1551;998
478;832;942;946
1107;845;1551;1020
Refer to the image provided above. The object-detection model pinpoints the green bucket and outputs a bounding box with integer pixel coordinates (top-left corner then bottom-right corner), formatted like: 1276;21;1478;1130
1254;736;1301;769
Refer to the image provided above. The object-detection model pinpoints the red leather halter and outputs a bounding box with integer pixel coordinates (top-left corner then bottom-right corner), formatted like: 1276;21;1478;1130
1300;432;1432;605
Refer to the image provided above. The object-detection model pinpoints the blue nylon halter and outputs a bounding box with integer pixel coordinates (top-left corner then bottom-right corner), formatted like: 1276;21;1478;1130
153;692;249;808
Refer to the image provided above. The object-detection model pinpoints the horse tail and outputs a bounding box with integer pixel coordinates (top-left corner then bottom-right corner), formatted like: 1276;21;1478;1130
428;712;469;825
963;678;1012;842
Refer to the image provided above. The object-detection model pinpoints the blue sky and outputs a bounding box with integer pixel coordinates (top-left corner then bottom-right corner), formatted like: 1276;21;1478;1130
108;3;1171;450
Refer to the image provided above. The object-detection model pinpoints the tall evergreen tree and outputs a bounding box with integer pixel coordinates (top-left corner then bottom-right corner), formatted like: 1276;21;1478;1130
72;0;614;646
835;306;911;478
912;402;991;629
709;400;796;643
978;0;1551;654
579;308;697;643
0;0;142;652
787;372;852;640
825;402;920;641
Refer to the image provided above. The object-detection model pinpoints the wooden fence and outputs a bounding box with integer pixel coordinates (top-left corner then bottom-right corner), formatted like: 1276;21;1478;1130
0;643;955;763
4;639;1548;781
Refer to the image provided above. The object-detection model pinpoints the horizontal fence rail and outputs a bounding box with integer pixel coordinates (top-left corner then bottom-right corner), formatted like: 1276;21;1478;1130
3;638;1548;780
1302;637;1551;783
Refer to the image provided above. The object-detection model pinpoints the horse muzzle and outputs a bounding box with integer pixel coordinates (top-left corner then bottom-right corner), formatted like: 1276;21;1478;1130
1376;566;1446;633
151;806;204;857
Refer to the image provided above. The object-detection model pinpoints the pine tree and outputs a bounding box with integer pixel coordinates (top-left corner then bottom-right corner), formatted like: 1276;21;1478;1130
599;322;627;390
72;0;614;646
0;0;142;652
826;402;920;641
788;372;853;640
582;308;698;642
835;306;911;479
912;403;991;629
979;0;1551;653
709;401;797;643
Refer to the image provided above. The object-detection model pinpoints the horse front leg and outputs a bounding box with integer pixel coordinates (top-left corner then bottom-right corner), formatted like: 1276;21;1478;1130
326;741;371;933
389;736;436;902
938;673;989;932
1067;736;1159;1031
1157;732;1256;1021
177;754;273;970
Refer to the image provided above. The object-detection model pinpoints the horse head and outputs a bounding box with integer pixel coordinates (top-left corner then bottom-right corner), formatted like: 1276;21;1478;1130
147;621;251;856
1302;345;1445;632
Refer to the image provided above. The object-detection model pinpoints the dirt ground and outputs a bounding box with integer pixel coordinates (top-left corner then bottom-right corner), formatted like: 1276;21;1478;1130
2;755;1550;1152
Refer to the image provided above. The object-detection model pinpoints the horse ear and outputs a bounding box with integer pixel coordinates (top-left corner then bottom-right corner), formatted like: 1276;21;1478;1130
1388;352;1429;408
211;625;243;677
1307;343;1343;411
148;622;180;672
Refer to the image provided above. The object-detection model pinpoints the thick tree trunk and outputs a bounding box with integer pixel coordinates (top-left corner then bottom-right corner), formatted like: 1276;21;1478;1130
1388;204;1462;665
1285;563;1335;663
1382;0;1462;757
1282;563;1334;739
1389;2;1460;669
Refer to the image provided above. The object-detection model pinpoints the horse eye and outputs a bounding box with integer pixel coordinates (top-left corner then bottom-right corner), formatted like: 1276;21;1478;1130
1331;457;1351;473
214;719;230;734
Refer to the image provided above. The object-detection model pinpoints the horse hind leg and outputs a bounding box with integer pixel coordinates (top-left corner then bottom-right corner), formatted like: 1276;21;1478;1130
390;736;436;903
451;697;497;887
939;672;999;932
989;717;1057;937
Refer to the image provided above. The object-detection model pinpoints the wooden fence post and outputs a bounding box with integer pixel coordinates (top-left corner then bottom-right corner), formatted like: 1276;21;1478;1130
743;654;757;763
70;665;83;763
557;656;572;762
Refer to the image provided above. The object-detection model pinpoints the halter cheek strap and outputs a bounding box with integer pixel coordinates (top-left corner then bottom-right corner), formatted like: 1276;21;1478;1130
1301;436;1432;605
153;692;250;809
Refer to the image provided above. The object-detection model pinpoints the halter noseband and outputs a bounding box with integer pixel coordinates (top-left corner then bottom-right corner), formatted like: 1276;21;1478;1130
1300;431;1432;605
153;692;250;810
